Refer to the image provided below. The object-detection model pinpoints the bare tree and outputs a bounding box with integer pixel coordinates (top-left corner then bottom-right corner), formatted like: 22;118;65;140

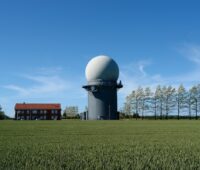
126;90;139;118
190;86;198;119
196;84;200;118
125;84;200;120
63;106;79;118
163;86;176;119
155;85;164;119
152;88;159;120
0;105;5;120
124;94;132;116
177;84;187;120
135;87;145;119
144;87;153;118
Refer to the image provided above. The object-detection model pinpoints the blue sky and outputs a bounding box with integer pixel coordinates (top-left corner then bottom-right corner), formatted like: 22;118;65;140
1;0;200;117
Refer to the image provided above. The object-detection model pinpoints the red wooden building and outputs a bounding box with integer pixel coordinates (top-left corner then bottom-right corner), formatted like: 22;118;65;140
15;103;61;120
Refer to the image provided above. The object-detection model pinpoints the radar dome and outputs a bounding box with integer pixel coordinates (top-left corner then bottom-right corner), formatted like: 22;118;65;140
86;55;119;82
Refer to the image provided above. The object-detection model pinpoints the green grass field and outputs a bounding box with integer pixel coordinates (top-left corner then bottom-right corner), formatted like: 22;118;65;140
1;120;200;170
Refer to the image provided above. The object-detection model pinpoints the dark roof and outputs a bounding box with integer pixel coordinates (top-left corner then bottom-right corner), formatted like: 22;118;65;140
15;103;61;110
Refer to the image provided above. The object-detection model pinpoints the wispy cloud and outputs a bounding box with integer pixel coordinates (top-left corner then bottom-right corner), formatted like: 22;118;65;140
180;43;200;65
119;59;165;98
4;75;70;97
1;66;87;117
35;67;64;75
4;85;29;96
138;60;151;77
4;64;86;100
119;43;200;99
3;45;200;117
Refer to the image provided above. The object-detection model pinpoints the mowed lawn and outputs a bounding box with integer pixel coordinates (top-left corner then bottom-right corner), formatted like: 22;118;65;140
1;120;200;170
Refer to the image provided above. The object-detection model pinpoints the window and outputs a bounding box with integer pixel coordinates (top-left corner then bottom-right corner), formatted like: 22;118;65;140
51;110;55;114
32;116;37;120
32;110;37;114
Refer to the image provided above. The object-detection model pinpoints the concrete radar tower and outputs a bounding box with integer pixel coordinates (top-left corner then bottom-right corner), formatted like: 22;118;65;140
82;55;123;120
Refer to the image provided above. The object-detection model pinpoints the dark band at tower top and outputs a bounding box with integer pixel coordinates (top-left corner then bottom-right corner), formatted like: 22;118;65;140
83;55;123;120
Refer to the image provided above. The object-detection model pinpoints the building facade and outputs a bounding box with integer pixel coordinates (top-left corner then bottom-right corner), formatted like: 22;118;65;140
15;103;61;120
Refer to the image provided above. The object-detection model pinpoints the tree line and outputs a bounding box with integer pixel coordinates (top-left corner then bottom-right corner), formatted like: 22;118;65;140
123;84;200;119
62;106;80;119
0;105;10;120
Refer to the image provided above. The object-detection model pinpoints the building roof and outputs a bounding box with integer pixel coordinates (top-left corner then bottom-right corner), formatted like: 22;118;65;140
15;103;61;110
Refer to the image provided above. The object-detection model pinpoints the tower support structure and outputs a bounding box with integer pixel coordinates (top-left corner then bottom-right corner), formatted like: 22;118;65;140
83;80;122;120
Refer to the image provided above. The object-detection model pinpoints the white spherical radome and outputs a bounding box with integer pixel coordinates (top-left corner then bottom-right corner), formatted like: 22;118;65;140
85;55;119;82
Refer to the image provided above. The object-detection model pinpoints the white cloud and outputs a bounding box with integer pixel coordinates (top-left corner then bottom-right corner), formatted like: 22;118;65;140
4;75;70;97
4;85;29;95
181;44;200;65
35;67;63;75
1;67;87;117
119;59;165;98
3;45;200;117
119;44;200;100
138;60;151;77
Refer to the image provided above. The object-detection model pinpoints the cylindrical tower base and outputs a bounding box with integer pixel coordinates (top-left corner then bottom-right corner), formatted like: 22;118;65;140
83;80;122;120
